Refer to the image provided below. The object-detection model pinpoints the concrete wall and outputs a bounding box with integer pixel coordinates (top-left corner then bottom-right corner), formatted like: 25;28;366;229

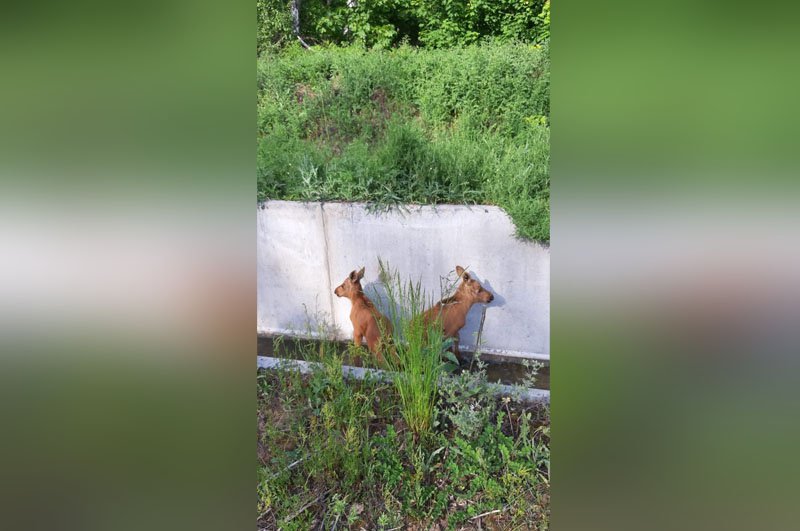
257;201;550;360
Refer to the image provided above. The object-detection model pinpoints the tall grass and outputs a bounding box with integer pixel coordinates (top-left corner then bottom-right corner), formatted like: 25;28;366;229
257;41;550;241
377;259;449;436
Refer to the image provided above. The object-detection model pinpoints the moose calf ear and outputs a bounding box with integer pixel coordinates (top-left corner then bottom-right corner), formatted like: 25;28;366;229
455;265;465;277
349;269;358;281
356;266;365;280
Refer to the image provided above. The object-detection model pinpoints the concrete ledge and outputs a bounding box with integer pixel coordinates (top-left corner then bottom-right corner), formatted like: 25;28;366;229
257;200;549;359
257;356;550;405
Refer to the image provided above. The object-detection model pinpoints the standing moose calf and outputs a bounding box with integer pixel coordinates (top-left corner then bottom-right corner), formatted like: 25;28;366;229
334;266;394;366
422;265;494;356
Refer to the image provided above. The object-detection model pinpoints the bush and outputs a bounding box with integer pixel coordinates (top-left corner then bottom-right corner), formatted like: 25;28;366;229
257;0;550;51
416;0;548;48
257;0;293;54
257;41;550;241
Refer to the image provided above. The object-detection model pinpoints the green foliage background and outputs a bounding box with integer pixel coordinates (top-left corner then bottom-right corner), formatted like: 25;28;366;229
257;0;550;53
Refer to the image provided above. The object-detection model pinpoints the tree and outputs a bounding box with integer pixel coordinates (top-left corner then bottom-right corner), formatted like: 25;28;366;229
291;0;301;35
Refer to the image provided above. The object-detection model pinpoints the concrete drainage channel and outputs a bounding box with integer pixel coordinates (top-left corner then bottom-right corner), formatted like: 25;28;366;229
258;200;550;403
257;334;550;389
257;355;550;405
257;201;550;361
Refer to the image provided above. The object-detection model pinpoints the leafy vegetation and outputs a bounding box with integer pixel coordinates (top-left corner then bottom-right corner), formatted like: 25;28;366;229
257;0;550;53
257;348;549;529
257;41;550;240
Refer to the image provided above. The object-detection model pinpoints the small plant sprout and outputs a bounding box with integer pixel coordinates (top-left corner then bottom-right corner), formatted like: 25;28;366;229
522;359;543;389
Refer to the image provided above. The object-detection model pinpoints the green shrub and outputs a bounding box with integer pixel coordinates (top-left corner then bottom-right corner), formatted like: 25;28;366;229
535;0;551;43
437;355;497;440
257;0;293;54
257;0;550;51
415;0;548;48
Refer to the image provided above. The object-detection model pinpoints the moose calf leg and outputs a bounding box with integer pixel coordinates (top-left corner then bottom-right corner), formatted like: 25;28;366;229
367;335;387;367
351;331;364;366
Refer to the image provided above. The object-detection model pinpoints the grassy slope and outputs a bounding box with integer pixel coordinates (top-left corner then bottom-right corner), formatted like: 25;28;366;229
257;42;550;241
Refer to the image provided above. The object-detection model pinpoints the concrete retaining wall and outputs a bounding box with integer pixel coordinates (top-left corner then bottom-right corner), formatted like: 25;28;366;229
257;201;550;360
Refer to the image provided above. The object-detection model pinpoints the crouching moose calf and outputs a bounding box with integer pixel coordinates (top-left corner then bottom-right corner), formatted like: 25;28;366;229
334;266;394;366
421;265;494;357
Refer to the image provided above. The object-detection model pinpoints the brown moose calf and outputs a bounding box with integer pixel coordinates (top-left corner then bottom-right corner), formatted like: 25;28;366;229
421;265;494;356
334;266;394;365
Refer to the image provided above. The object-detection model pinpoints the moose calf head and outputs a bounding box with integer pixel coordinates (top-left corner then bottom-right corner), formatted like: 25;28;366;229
455;265;494;304
334;266;365;299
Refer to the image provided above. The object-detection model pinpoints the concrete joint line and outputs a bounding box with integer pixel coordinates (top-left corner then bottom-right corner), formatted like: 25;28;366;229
319;203;337;330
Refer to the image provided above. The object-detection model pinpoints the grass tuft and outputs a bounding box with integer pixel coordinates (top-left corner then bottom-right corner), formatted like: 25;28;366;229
376;258;448;436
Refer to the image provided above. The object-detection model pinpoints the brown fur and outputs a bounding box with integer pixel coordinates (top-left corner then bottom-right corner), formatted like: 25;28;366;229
334;266;394;365
421;265;494;355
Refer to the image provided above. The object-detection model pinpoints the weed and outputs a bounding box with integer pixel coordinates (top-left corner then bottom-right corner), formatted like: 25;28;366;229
521;359;544;389
438;369;497;440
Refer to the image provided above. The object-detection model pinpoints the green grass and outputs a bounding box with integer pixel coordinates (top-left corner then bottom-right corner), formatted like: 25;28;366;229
378;259;450;436
257;41;550;241
257;350;550;529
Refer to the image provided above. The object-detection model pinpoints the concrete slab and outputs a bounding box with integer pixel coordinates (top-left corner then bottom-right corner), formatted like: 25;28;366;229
256;201;337;336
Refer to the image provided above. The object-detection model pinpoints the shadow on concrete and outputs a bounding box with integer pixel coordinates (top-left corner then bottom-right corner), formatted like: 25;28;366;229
363;280;404;336
461;272;505;347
